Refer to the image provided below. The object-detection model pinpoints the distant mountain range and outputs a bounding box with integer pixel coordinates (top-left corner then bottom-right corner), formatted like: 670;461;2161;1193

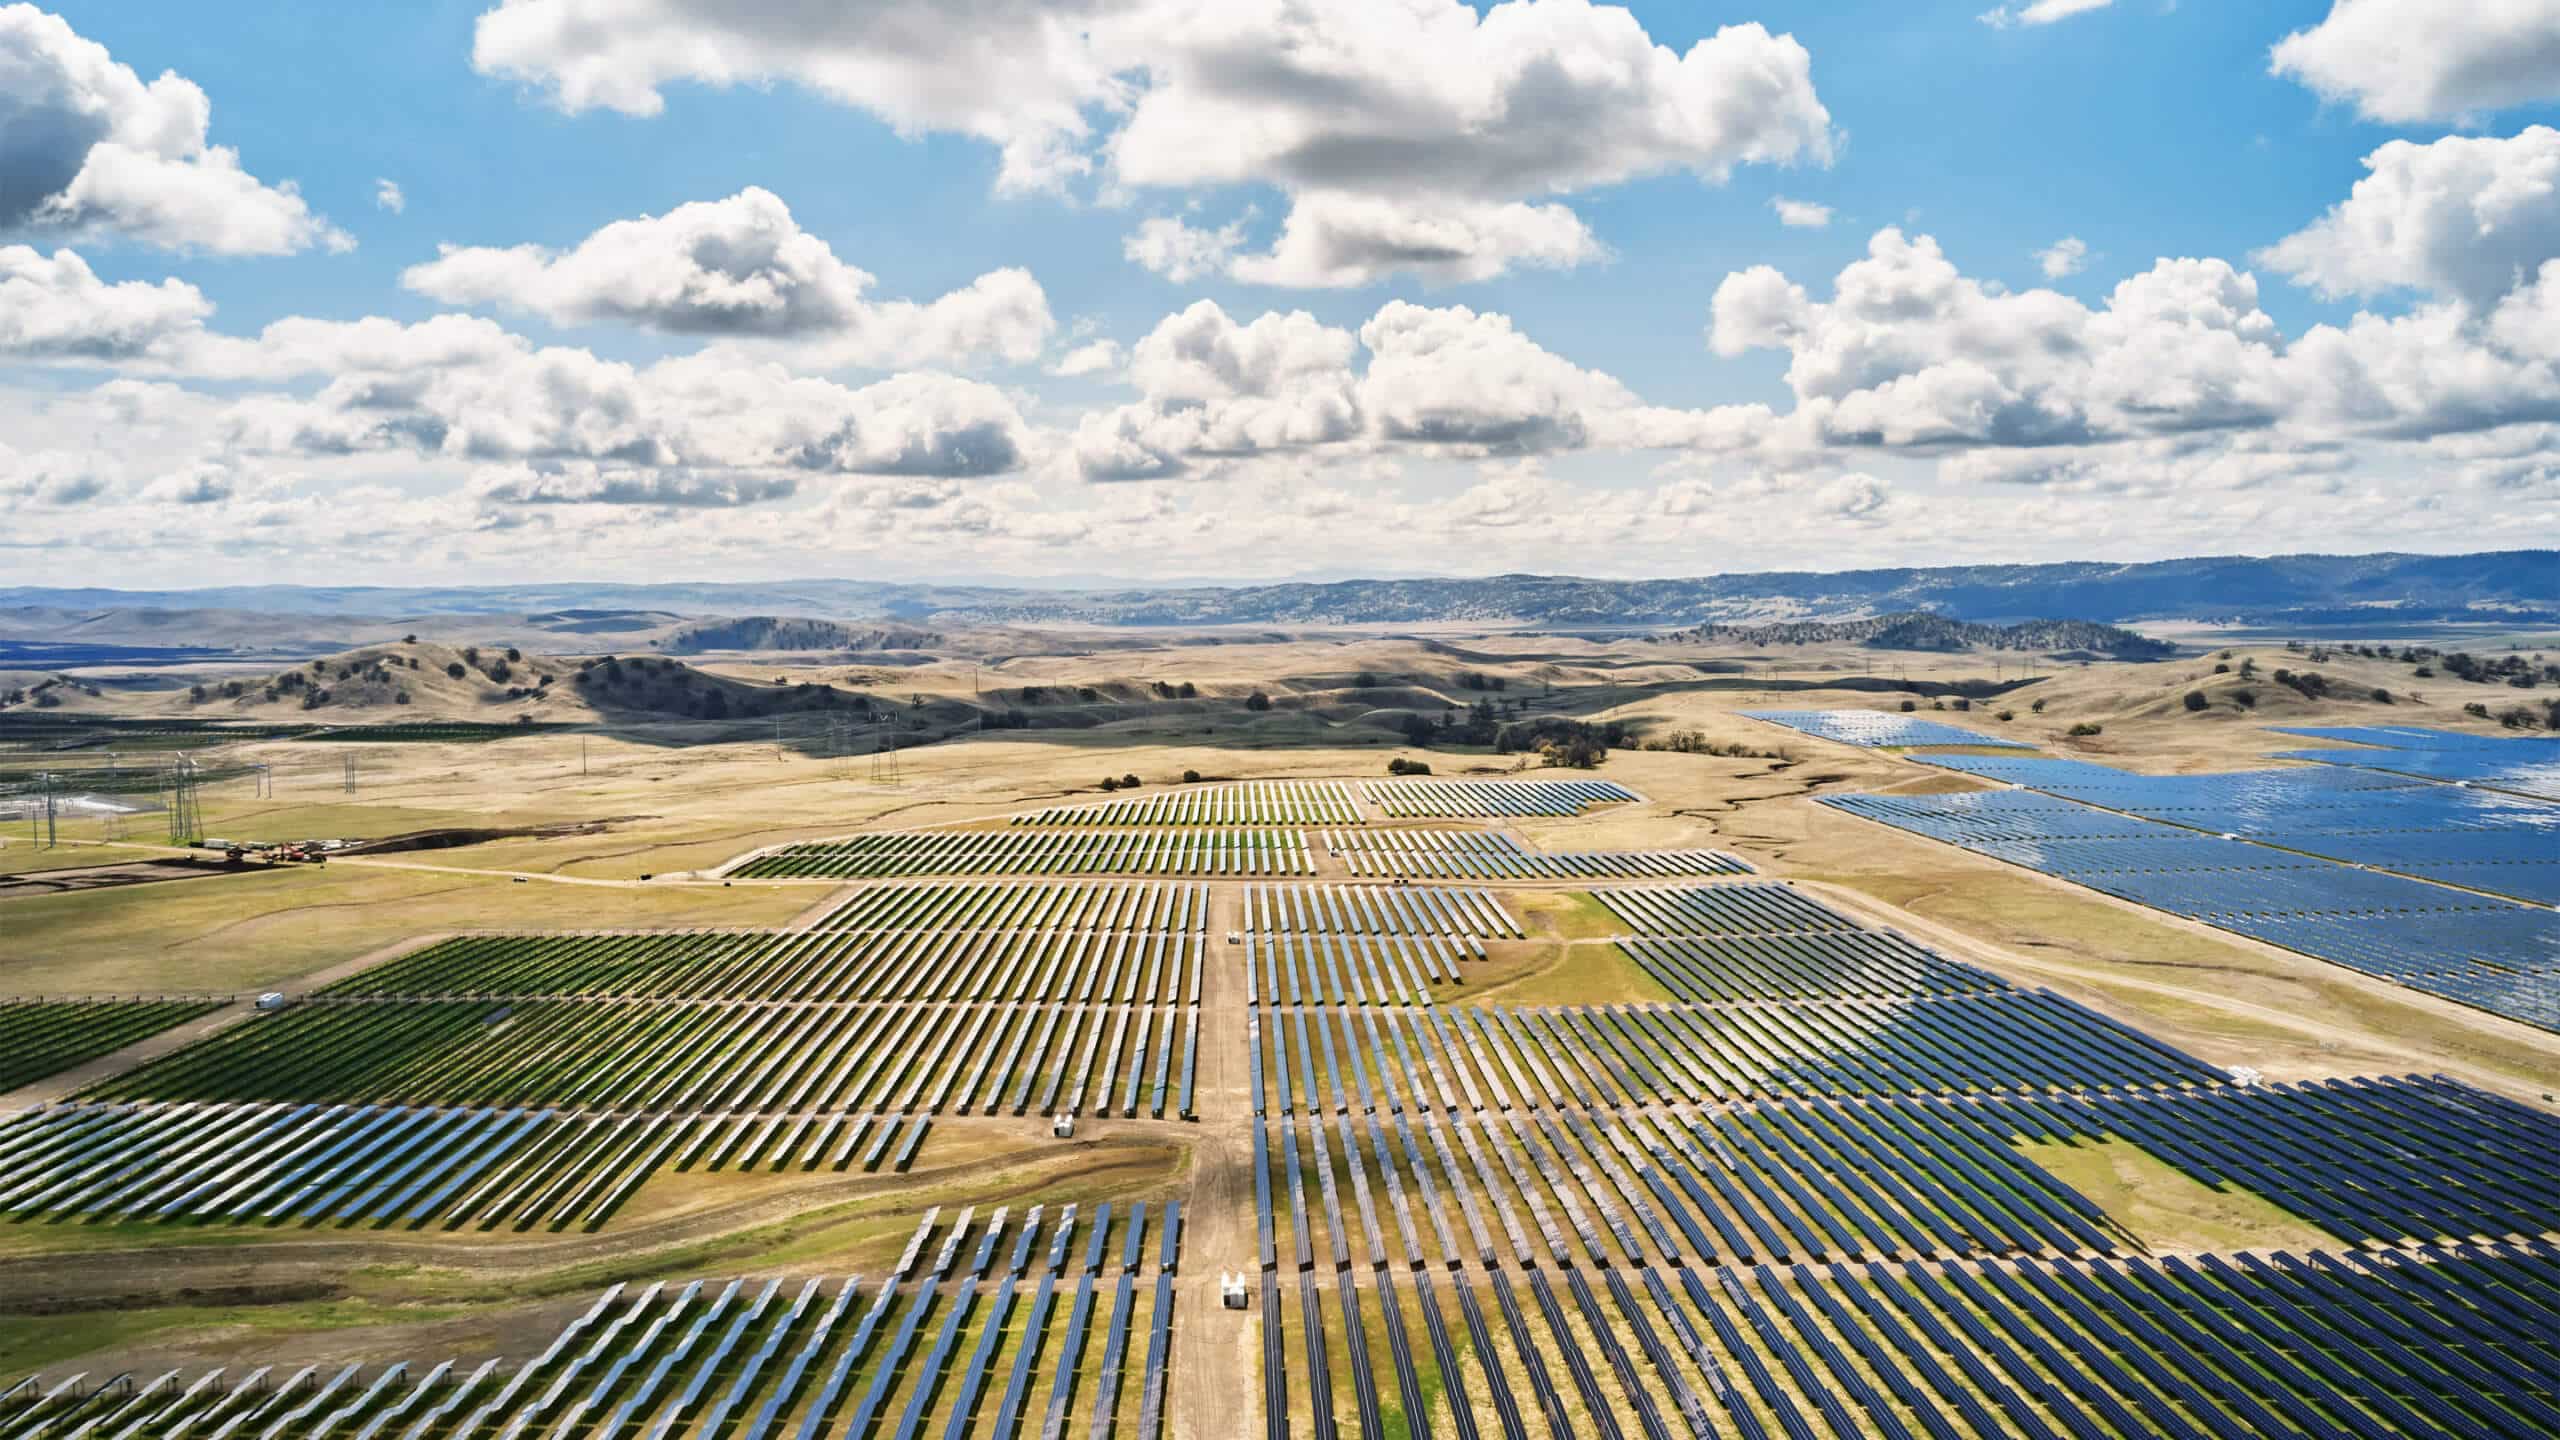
1670;613;2176;657
2;549;2552;634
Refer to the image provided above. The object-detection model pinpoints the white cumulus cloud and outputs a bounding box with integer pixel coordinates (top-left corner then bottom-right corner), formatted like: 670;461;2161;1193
401;187;1052;365
2257;127;2560;311
1980;0;2115;28
0;4;349;254
471;1;1833;288
1772;197;1833;229
2037;236;2090;278
2271;0;2560;124
0;245;212;360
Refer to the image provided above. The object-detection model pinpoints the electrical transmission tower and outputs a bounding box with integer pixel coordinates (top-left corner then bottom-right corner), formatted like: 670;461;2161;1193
869;718;902;785
29;772;58;849
166;756;203;846
344;753;357;795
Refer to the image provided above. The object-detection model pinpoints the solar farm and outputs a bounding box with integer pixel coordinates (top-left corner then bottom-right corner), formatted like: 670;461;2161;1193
10;634;2560;1440
1822;747;2560;1029
1740;710;2036;750
2273;725;2560;802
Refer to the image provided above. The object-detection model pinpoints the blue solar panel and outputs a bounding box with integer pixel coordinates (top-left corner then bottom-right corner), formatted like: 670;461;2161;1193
1821;789;2560;1033
2272;724;2556;752
2274;747;2560;802
1741;709;2037;749
1910;753;2560;905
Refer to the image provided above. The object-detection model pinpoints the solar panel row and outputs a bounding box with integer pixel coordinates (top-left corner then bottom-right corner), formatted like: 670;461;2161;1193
1326;827;1752;879
1011;780;1362;826
86;995;1199;1120
1742;708;2037;749
732;827;1316;877
3;1205;1181;1438
0;998;222;1092
1255;994;2220;1111
815;879;1207;932
0;1102;671;1229
1358;777;1643;817
323;920;1206;1003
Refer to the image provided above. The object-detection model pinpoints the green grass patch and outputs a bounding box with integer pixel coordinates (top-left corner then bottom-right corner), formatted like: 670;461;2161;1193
2015;1136;2334;1253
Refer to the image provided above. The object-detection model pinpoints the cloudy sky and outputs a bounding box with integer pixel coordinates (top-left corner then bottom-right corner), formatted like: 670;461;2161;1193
6;0;2560;587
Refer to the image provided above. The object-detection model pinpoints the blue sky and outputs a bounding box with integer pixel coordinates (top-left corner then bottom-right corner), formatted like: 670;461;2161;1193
7;1;2560;586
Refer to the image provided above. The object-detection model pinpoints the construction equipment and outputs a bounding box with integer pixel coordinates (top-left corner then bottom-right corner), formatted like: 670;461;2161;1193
196;838;331;866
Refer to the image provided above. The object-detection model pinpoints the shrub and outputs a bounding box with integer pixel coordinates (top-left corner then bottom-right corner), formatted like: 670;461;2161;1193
505;647;522;662
1121;772;1141;788
445;662;467;679
2067;721;2103;737
1898;699;1917;713
1541;738;1606;769
1182;769;1202;783
1996;709;2014;721
2213;663;2230;674
2231;689;2256;708
1495;716;1627;757
1100;777;1120;792
2371;687;2393;704
1387;757;1432;776
2464;702;2491;719
1177;682;1197;698
2182;691;2209;712
1244;691;1272;711
2031;698;2047;713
